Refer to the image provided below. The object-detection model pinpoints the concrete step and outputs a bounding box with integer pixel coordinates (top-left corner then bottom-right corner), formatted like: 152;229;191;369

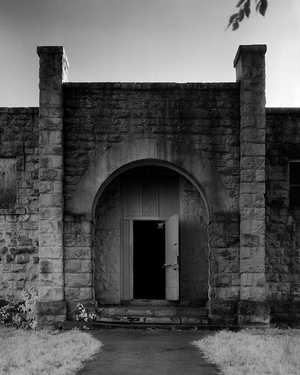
96;315;209;325
60;320;235;331
97;306;208;318
96;305;209;325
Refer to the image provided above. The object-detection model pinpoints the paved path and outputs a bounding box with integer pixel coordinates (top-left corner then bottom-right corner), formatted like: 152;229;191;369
78;329;219;375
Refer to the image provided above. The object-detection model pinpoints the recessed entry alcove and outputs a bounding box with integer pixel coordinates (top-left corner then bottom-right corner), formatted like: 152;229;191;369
93;164;209;306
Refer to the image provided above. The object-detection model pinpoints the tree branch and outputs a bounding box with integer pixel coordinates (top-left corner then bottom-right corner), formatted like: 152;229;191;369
228;0;268;30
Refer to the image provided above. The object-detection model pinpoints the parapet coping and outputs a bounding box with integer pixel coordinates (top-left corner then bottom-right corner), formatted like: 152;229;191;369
266;108;300;114
0;208;26;215
63;82;238;90
0;107;38;113
233;44;267;67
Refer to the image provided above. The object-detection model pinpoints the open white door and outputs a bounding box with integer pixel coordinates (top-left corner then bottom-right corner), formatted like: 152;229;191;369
165;214;179;301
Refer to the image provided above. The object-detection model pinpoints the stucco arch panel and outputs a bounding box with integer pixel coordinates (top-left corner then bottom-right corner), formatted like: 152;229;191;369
66;138;231;216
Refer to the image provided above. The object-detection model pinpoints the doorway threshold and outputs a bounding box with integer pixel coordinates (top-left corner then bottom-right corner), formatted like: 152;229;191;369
95;304;209;326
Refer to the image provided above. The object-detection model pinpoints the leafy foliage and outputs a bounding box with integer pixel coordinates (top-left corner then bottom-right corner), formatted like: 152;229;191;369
0;288;38;329
74;303;97;323
228;0;268;30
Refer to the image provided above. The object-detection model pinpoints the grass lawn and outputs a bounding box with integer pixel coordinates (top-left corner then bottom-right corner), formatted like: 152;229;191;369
0;327;102;375
194;329;300;375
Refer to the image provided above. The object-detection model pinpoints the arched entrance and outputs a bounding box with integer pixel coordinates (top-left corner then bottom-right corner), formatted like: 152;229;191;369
93;163;209;306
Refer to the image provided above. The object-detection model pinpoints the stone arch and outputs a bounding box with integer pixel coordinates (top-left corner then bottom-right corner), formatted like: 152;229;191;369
91;159;210;225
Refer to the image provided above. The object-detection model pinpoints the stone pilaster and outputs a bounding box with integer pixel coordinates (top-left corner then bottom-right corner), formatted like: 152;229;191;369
37;46;68;324
234;45;269;325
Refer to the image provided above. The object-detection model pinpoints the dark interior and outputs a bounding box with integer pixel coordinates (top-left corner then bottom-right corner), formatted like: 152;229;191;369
133;220;165;299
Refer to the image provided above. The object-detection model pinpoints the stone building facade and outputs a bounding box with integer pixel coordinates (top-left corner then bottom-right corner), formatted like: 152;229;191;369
0;44;299;326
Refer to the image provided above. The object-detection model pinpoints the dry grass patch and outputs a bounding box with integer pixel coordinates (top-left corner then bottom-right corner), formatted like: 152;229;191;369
194;329;300;375
0;327;102;375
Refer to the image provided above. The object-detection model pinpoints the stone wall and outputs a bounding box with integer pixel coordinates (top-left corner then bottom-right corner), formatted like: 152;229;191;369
266;108;300;323
63;82;241;312
0;107;39;300
4;44;299;326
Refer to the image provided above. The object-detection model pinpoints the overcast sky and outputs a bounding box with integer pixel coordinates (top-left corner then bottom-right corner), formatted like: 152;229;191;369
0;0;299;107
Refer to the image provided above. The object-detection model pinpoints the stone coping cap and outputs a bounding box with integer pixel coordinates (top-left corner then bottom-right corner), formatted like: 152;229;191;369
37;46;69;70
266;107;300;114
234;44;267;67
63;82;238;91
0;107;38;113
37;46;64;55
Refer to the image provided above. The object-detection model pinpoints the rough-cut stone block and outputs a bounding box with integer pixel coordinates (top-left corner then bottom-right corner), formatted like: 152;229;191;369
64;259;92;273
39;272;63;286
241;272;265;287
65;287;93;301
65;273;92;288
39;246;63;258
39;259;63;273
215;286;240;300
238;300;270;325
64;246;91;259
240;257;265;273
240;286;266;301
39;207;62;220
39;286;64;301
39;220;62;234
37;300;66;316
39;234;63;248
39;193;63;208
240;219;265;235
15;254;30;264
241;234;261;247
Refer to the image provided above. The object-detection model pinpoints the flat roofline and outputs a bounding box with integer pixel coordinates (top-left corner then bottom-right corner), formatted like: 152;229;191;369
0;107;38;112
266;107;300;114
63;82;238;90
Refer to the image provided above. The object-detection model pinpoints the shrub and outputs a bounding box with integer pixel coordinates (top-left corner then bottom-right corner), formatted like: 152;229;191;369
0;299;23;327
0;288;38;329
74;303;97;323
19;287;38;329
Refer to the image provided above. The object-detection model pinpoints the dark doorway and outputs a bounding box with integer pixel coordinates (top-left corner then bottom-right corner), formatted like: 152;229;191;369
133;220;165;299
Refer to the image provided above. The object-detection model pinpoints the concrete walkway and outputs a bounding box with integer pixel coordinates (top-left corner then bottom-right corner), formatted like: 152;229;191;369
78;329;219;375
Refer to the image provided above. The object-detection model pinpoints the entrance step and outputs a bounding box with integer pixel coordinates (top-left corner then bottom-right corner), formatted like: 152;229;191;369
96;305;209;325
